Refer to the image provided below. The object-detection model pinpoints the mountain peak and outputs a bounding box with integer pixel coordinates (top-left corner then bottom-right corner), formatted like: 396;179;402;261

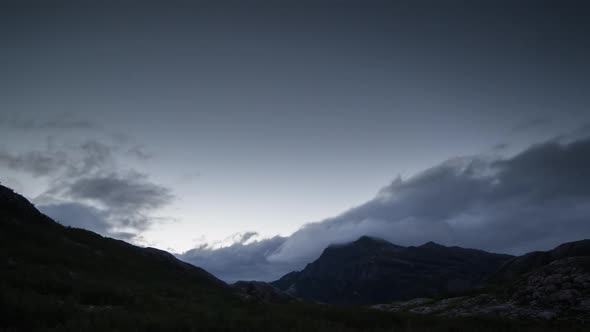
273;236;512;304
419;241;445;249
354;235;389;245
325;236;395;251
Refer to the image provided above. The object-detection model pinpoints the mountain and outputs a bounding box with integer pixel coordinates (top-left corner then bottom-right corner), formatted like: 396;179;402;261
373;240;590;322
1;184;585;331
272;236;513;304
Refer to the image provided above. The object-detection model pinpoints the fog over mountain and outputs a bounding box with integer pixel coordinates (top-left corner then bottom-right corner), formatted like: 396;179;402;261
181;136;590;281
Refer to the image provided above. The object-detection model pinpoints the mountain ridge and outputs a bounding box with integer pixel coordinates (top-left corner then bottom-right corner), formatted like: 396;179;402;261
272;236;513;304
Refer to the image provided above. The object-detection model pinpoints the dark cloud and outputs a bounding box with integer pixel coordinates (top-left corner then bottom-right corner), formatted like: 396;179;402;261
181;137;590;281
67;173;172;212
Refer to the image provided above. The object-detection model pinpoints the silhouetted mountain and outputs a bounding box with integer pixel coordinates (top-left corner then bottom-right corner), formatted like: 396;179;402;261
272;236;513;304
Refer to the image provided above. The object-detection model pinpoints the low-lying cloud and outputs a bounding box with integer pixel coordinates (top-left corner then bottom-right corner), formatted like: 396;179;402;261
181;235;288;282
180;137;590;282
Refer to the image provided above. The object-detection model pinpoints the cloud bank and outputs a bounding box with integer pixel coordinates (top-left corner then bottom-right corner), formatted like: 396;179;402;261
180;137;590;282
182;235;288;282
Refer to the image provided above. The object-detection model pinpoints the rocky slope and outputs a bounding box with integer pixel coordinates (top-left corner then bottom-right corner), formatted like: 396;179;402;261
490;239;590;283
372;240;590;323
272;236;513;304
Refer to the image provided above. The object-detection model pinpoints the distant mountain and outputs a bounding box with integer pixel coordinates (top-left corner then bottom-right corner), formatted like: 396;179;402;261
272;236;513;304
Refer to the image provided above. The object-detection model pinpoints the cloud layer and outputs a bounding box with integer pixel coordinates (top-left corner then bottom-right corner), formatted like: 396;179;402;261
180;137;590;282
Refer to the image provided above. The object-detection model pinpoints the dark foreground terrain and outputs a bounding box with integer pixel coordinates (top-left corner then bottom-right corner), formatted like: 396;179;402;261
0;184;586;331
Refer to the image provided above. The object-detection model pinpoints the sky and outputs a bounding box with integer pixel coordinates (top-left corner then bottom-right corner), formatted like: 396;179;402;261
2;0;590;281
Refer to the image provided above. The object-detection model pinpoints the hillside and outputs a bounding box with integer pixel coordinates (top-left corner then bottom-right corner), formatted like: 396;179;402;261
490;239;590;284
373;241;590;322
0;185;240;330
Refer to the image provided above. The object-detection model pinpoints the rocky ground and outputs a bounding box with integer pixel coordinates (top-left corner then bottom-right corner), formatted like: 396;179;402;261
372;256;590;323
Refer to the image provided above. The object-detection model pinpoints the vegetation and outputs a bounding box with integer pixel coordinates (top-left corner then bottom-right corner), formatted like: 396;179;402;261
2;279;587;332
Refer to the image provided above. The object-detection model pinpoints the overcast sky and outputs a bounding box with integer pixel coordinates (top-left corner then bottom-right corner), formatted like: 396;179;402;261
2;1;590;280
